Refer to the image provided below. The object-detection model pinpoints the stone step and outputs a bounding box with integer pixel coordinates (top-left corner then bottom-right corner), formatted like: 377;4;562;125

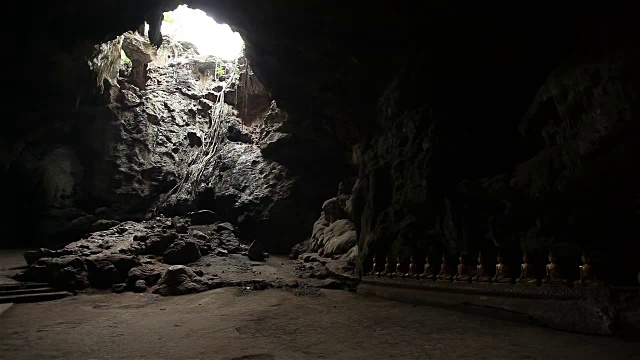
0;282;50;292
0;291;71;304
0;287;60;297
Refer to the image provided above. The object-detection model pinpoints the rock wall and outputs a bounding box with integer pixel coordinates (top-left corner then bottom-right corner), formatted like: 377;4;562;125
1;32;341;253
355;41;640;284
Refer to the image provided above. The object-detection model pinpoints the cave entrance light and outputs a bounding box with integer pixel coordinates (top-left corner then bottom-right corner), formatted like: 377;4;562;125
161;5;244;61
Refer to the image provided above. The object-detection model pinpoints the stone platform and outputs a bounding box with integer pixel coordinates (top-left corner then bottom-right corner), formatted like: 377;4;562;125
361;275;610;300
359;276;639;335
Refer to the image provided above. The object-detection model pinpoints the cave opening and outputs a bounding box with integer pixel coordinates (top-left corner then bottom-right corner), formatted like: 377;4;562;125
158;5;244;61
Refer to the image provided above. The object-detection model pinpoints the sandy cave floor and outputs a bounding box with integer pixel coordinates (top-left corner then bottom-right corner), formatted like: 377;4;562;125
1;251;640;360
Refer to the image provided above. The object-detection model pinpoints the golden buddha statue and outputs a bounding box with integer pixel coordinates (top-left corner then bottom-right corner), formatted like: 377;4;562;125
454;254;472;282
436;254;453;281
378;256;393;277
473;252;491;282
405;255;419;278
491;253;512;283
516;253;539;286
419;255;435;280
574;252;604;286
368;256;378;276
542;252;569;286
392;256;406;277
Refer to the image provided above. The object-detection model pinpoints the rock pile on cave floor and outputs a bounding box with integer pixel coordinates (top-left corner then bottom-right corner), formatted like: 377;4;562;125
13;215;359;296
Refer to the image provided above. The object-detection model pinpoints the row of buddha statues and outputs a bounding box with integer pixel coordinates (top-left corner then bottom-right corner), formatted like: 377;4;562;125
367;251;604;286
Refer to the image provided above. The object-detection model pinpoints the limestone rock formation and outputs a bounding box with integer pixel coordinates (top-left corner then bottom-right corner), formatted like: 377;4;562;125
298;183;358;263
152;265;211;296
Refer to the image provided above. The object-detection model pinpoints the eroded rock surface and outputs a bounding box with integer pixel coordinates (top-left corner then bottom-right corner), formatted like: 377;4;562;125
3;30;338;256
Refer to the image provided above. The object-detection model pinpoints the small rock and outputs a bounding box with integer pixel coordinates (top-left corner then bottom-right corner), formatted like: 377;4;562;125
133;280;147;293
191;230;209;241
112;283;127;293
215;248;229;256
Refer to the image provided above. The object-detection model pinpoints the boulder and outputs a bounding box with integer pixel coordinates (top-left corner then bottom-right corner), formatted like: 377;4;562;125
248;240;267;261
127;266;162;287
163;240;201;265
111;283;127;293
21;256;89;291
152;265;209;296
133;279;147;293
145;231;178;255
289;240;310;260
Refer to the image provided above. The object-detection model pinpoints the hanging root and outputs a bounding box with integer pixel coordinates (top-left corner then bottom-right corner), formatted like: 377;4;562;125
154;63;239;213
